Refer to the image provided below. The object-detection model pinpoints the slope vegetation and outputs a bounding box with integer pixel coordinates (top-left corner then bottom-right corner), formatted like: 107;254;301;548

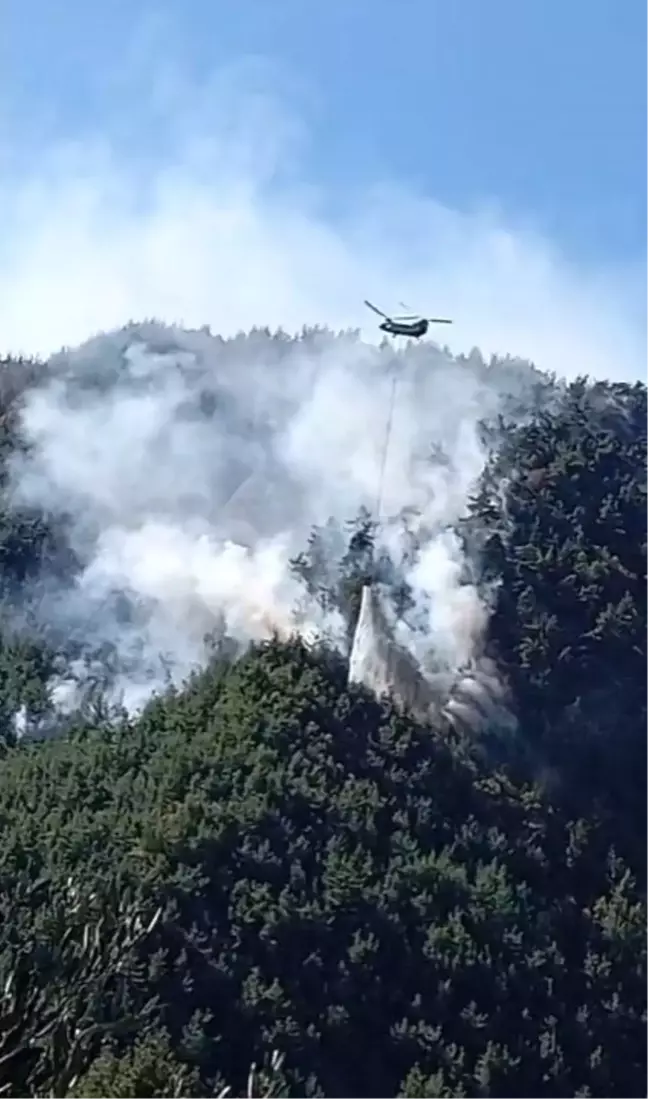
0;329;644;1096
0;639;645;1098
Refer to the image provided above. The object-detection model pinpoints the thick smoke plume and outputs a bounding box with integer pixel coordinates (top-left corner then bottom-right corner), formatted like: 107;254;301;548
8;321;531;731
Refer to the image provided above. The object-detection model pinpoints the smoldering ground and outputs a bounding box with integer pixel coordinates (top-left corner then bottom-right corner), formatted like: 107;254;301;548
7;320;527;731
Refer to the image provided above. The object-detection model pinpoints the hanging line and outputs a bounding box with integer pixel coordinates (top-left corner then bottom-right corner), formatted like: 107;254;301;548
375;371;399;527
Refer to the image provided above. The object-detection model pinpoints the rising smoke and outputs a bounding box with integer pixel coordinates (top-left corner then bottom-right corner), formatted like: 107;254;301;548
7;320;533;735
1;46;643;743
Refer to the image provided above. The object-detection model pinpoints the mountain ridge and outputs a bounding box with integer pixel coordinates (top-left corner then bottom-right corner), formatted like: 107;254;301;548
0;320;644;1095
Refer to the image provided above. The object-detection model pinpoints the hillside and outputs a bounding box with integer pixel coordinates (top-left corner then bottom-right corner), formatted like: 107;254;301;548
0;323;557;726
0;324;644;1096
0;639;645;1098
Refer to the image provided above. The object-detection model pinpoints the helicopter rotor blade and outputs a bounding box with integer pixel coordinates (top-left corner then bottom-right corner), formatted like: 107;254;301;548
398;301;423;318
399;301;452;324
364;299;389;319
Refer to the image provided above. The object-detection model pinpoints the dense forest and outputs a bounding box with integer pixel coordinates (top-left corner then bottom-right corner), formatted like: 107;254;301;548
0;324;645;1097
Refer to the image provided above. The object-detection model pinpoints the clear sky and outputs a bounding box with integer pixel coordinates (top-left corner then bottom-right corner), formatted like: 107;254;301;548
0;0;645;375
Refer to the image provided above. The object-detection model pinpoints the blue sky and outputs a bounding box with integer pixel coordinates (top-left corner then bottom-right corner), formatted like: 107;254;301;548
3;0;645;264
1;0;648;373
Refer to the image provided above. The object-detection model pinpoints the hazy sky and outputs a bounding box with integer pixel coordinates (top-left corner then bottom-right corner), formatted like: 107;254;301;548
1;0;645;375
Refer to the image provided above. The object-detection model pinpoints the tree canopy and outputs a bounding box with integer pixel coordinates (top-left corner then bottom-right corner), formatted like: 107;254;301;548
0;330;644;1097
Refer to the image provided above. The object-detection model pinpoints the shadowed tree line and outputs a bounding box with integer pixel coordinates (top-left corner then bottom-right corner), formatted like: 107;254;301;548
468;377;647;875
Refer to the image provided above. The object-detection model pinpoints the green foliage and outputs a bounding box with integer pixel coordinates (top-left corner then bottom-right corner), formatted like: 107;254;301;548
0;639;645;1096
69;1031;203;1098
290;507;416;646
0;346;644;1097
468;379;646;872
0;875;162;1096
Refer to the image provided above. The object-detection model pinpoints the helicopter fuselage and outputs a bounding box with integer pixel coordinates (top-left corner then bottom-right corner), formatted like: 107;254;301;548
379;318;429;339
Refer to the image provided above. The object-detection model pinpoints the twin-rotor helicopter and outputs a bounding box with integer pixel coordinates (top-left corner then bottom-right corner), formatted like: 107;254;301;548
364;299;452;339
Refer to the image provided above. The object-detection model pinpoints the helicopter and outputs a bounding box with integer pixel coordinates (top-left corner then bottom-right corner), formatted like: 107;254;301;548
364;299;452;339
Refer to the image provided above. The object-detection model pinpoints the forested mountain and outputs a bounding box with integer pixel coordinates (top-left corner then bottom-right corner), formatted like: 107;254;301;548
0;324;644;1097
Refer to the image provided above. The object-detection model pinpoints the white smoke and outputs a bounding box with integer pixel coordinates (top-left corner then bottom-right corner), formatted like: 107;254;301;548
8;322;515;724
2;55;643;734
348;584;516;741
